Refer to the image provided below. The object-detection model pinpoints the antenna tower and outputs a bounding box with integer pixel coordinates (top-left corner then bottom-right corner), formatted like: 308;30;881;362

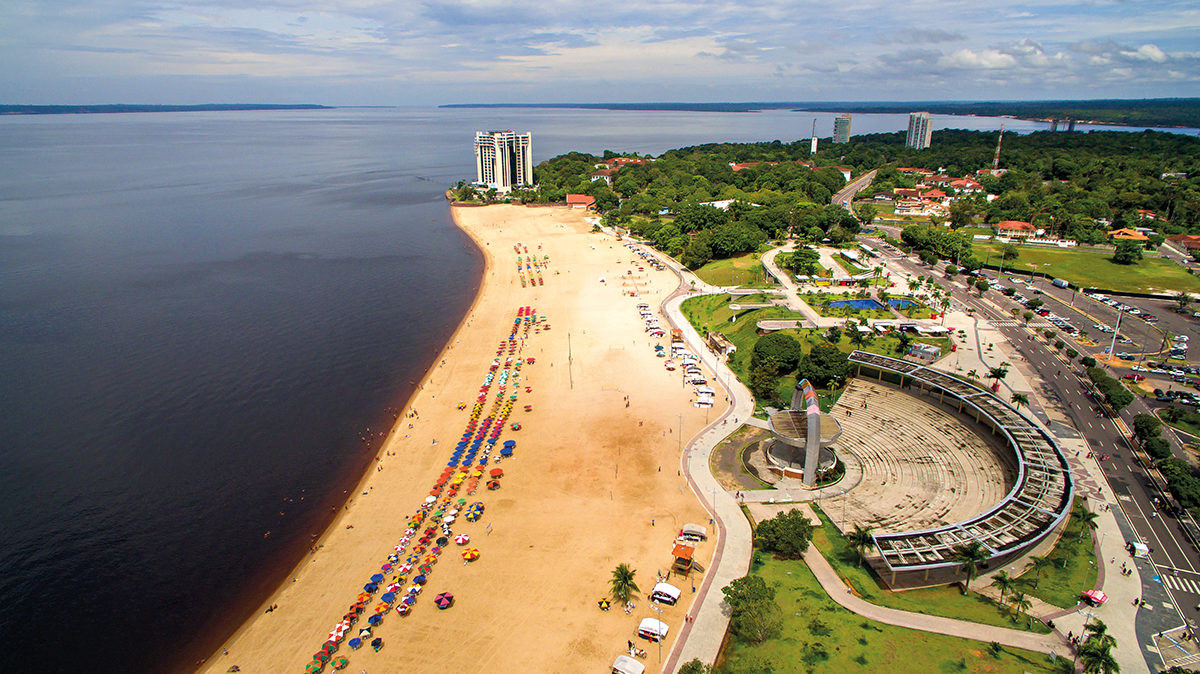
992;124;1005;170
810;119;818;154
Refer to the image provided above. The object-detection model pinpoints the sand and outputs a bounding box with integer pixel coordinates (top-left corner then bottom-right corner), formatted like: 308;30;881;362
198;204;725;674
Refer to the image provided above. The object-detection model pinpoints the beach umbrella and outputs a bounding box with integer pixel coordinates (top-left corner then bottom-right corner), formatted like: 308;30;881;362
418;563;434;574
370;574;384;583
320;642;337;655
487;480;501;490
367;614;382;626
304;664;322;674
313;652;331;664
397;603;412;616
406;584;422;595
462;548;480;562
422;554;438;564
370;638;383;652
332;657;349;670
489;468;503;477
374;602;389;613
381;563;392;572
443;515;455;524
358;628;372;637
598;599;610;610
363;583;378;593
413;574;427;585
436;536;449;547
454;533;470;545
424;496;436;504
434;592;454;610
380;592;396;603
356;592;371;602
500;447;513;456
347;638;362;650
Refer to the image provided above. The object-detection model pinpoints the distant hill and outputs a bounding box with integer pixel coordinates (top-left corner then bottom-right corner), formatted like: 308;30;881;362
441;99;1200;129
0;104;333;115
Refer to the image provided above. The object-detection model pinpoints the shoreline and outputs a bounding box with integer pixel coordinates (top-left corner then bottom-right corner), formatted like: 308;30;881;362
196;204;724;674
189;209;491;672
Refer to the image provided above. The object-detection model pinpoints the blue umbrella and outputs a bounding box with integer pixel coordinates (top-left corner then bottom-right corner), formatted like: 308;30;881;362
348;638;362;649
503;440;515;447
363;583;378;593
370;574;384;583
367;614;383;625
447;461;458;467
456;441;468;448
479;458;488;465
500;447;513;456
486;438;497;445
380;592;396;603
413;574;427;585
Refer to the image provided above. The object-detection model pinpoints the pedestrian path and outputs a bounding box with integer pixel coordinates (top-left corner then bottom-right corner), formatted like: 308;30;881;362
1162;574;1200;595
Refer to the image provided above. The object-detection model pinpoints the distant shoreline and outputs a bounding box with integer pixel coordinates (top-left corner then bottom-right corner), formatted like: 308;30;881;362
440;99;1200;130
0;104;334;116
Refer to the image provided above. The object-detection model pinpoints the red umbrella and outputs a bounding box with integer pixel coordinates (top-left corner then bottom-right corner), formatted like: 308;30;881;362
489;468;503;477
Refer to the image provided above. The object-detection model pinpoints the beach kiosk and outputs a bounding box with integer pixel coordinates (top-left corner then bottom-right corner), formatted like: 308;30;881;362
671;543;695;575
679;523;707;542
637;618;670;642
651;582;682;606
612;655;645;674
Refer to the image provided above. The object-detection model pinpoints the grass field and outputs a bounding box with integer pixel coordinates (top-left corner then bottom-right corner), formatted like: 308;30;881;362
973;242;1200;293
695;253;775;287
808;504;1051;633
715;554;1059;674
1014;505;1099;609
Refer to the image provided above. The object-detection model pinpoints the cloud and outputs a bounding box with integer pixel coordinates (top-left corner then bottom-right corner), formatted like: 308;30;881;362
880;28;965;45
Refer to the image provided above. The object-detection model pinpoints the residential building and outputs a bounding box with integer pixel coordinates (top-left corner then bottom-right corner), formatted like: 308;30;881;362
906;112;933;150
590;168;617;186
474;130;533;192
1167;234;1200;250
1107;227;1149;242
565;194;596;210
995;220;1036;238
833;114;852;144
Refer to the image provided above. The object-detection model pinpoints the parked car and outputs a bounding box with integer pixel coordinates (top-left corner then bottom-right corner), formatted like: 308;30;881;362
1132;365;1149;372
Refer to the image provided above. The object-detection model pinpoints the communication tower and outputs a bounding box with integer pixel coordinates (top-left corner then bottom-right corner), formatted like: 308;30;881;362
992;125;1005;171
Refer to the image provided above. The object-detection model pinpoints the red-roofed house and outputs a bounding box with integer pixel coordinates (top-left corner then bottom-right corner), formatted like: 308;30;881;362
590;168;617;186
996;220;1035;238
1107;228;1149;241
566;194;596;211
730;161;781;171
949;178;984;193
1137;209;1164;221
1168;234;1200;250
894;188;922;199
922;189;947;200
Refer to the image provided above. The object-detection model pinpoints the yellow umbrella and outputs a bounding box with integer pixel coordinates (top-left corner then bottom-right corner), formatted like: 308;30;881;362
462;548;480;562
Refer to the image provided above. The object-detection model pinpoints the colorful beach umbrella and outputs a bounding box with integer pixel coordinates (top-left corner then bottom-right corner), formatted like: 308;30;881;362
347;638;362;650
462;548;480;562
454;533;470;545
332;657;349;671
434;592;454;609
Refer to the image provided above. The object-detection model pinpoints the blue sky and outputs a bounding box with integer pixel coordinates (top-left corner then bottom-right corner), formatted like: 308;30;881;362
2;0;1197;104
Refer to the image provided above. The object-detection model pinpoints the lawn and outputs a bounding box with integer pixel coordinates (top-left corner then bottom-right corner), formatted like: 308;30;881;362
695;253;775;287
808;504;1051;633
803;292;895;319
973;241;1200;294
1012;504;1099;609
715;554;1059;674
1160;412;1200;439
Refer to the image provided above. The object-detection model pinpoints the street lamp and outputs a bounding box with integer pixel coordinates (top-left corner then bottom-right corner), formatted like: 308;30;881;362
675;413;683;453
650;603;664;662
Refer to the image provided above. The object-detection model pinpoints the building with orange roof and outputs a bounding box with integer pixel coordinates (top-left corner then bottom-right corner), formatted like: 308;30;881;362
995;220;1035;238
590;168;617;186
566;194;596;211
1107;228;1149;241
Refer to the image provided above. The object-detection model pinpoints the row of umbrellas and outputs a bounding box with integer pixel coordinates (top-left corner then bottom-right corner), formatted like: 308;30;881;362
304;307;538;672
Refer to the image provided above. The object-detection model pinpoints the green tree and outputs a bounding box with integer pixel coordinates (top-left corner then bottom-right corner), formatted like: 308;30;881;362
1024;555;1053;589
1078;641;1120;674
945;264;959;277
953;541;988;590
949;201;974;229
1081;356;1097;368
1023;311;1035;324
755;508;814;558
855;203;878;228
1001;243;1020;261
824;326;843;344
1010;392;1029;410
749;356;784;402
735;599;784;644
785;246;822;276
975;279;990;295
796;342;850;388
677;660;711;674
847;524;875;567
753;333;804;371
988;365;1010;388
1085;620;1117;651
1133;413;1163;443
1008;591;1033;620
1076;507;1100;541
1144;437;1174;460
895;331;913;354
1177;292;1193;312
990;570;1015;602
609;563;641;605
1113;239;1143;265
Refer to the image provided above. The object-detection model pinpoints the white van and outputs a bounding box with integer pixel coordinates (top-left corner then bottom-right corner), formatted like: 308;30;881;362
636;303;649;311
694;386;716;396
651;582;682;606
679;523;708;542
637;618;670;642
612;655;645;674
688;376;708;386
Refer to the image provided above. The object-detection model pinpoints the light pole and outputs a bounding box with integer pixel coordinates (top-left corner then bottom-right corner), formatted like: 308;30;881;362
650;602;664;662
676;413;683;453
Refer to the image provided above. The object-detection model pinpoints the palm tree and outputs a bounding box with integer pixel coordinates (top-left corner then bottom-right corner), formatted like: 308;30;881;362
988;365;1010;391
1085;620;1117;651
1010;392;1030;410
1078;641;1120;674
953;542;988;591
1076;507;1100;541
990;570;1015;602
967;369;979;380
847;525;875;567
609;563;640;605
1024;555;1053;589
1008;591;1033;620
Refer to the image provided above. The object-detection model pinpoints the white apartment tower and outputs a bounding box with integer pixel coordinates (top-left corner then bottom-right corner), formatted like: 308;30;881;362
905;112;933;150
833;114;852;144
474;130;533;192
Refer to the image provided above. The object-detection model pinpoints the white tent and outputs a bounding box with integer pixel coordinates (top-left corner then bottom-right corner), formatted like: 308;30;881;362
694;386;716;396
651;582;682;606
681;523;708;541
612;655;645;674
638;618;669;640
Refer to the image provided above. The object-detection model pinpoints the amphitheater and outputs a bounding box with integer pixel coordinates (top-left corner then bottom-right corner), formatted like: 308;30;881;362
823;351;1073;589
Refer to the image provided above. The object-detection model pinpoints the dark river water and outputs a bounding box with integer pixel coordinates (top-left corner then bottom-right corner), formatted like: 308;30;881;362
0;106;1188;673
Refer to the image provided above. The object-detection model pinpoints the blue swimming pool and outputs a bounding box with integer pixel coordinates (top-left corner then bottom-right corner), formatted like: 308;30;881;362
889;299;917;309
829;299;885;310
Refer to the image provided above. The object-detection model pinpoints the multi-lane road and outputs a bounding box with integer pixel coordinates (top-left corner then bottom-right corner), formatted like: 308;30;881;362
876;244;1200;630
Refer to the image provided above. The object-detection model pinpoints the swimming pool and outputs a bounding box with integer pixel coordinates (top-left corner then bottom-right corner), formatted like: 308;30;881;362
889;299;917;309
829;299;885;310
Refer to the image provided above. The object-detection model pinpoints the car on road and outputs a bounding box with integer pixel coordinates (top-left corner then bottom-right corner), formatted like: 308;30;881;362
1117;352;1132;359
1175;335;1190;342
1124;374;1146;381
1132;365;1149;372
1143;314;1158;323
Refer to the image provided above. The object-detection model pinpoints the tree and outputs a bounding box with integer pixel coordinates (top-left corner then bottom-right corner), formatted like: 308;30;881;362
1144;437;1173;461
796;342;850;388
1079;640;1120;674
950;201;974;230
988;365;1010;388
785;246;821;276
1010;392;1029;410
945;264;959;277
752;333;804;372
677;660;712;674
824;326;843;344
847;524;875;567
1113;239;1143;265
755;508;814;558
895;331;913;354
1001;243;1020;261
1076;507;1100;541
919;249;938;265
855;203;878;228
1085;620;1117;651
1133;413;1163;443
1025;555;1053;589
975;279;990;295
1177;292;1194;312
1009;591;1033;619
1023;311;1034;324
953;541;988;590
722;575;784;641
609;563;641;605
990;570;1015;602
1081;356;1097;368
749;357;783;402
1067;348;1079;359
1025;297;1044;310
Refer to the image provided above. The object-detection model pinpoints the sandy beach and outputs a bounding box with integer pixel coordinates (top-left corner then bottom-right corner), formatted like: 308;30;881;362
198;204;725;673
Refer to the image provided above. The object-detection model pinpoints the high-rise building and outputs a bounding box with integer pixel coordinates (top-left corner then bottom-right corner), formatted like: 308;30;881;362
833;114;852;144
905;112;933;150
474;130;533;191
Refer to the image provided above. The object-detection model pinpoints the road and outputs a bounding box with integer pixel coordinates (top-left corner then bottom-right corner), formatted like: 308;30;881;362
833;169;877;209
878;247;1200;633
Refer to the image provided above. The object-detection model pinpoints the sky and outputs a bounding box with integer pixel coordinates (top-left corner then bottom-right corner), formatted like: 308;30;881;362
2;0;1198;105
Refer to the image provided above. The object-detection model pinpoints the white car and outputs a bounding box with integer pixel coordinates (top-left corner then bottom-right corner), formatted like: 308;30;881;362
1132;365;1149;372
1152;368;1169;374
1175;335;1190;342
